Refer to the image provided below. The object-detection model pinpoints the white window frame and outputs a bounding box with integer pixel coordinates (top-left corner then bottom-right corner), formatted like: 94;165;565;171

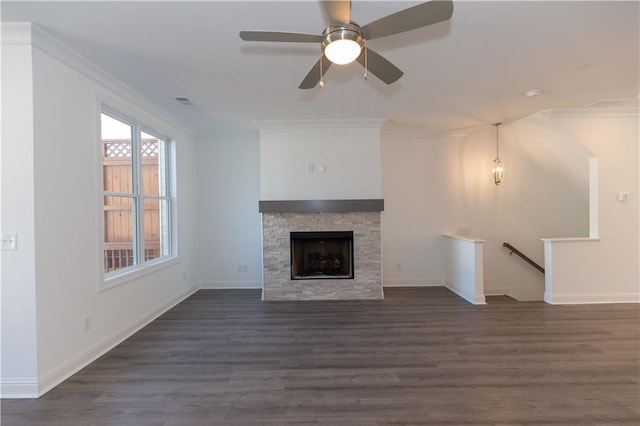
100;105;176;288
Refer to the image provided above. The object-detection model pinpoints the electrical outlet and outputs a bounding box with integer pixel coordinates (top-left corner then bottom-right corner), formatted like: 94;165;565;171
82;316;92;332
238;265;248;272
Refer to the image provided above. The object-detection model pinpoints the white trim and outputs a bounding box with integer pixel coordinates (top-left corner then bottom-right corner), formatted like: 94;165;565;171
542;107;639;119
30;23;195;138
540;237;600;243
100;257;180;292
198;280;262;289
1;286;197;399
544;292;640;305
383;279;443;287
483;287;512;296
254;119;387;130
0;22;33;44
442;234;486;243
382;129;444;139
1;22;194;139
97;101;178;292
0;378;39;399
99;94;178;145
588;157;599;238
36;286;198;398
445;282;487;305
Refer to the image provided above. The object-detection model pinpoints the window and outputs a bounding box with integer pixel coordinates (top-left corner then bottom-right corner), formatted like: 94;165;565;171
101;109;172;276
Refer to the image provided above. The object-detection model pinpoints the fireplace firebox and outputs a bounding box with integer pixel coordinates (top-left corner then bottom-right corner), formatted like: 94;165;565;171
290;231;354;280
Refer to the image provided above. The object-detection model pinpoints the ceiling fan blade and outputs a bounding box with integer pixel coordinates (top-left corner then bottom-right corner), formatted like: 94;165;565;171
361;0;453;40
356;48;403;85
240;31;322;43
321;0;351;25
299;56;333;89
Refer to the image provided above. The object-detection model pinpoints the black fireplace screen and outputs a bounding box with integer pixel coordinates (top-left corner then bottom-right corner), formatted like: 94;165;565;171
290;231;354;280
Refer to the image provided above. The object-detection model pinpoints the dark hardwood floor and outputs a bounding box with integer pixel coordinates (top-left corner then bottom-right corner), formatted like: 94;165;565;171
2;287;639;425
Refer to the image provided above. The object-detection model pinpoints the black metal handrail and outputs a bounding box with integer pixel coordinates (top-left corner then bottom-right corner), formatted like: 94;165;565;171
503;242;545;274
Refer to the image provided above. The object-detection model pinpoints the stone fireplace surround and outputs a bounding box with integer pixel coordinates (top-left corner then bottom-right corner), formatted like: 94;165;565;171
260;199;384;301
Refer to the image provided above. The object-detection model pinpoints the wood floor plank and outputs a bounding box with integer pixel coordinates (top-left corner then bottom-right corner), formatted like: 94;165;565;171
2;287;639;425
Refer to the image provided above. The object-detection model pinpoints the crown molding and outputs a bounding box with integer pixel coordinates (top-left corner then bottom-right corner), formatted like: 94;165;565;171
254;119;387;130
1;22;33;45
542;107;639;119
1;22;197;140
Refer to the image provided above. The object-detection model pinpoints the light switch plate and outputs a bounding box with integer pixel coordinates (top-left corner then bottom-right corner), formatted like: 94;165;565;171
1;234;17;250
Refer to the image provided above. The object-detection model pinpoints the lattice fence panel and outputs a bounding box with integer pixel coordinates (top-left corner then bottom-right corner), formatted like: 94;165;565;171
103;139;158;158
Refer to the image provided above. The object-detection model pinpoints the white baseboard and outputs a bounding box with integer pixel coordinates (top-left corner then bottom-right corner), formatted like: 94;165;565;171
445;282;486;305
383;279;443;287
0;378;39;399
544;292;640;304
198;280;262;289
484;287;511;296
5;286;198;399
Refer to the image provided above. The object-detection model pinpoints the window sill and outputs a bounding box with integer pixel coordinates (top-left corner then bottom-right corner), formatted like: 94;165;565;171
99;256;180;292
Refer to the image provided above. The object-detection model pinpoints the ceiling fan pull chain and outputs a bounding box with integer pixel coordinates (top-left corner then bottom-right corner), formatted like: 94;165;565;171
363;42;368;80
319;57;325;88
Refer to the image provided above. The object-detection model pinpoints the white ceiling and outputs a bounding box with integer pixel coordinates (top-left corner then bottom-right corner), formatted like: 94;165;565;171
3;1;639;138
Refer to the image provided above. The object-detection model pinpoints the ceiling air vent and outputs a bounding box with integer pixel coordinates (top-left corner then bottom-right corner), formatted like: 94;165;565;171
174;96;193;106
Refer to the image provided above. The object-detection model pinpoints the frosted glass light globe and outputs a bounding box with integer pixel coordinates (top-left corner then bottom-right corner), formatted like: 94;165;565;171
324;39;362;65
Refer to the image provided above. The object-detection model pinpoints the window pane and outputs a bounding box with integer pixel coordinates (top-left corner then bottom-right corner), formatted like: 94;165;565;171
102;113;133;193
104;195;137;272
101;107;173;277
140;132;167;196
143;197;170;260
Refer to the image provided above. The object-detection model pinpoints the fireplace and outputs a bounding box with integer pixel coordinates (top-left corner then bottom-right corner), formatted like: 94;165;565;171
290;231;354;280
260;200;384;300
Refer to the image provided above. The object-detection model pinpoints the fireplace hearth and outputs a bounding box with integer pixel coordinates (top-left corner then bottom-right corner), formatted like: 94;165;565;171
290;231;354;280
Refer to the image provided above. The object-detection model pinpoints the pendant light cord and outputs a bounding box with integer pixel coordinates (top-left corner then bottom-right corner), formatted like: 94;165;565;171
494;122;502;158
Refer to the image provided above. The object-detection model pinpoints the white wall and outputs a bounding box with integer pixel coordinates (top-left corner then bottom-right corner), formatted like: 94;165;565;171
443;235;486;305
1;32;39;397
541;110;639;303
259;122;383;200
197;120;385;289
486;121;590;300
195;114;633;304
380;137;449;287
381;123;590;300
1;23;199;397
197;137;263;288
195;116;595;297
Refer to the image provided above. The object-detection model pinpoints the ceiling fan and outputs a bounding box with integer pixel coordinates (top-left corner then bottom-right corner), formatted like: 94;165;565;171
239;0;454;89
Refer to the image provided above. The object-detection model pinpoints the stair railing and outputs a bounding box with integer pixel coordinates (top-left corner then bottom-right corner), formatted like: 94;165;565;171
503;242;545;274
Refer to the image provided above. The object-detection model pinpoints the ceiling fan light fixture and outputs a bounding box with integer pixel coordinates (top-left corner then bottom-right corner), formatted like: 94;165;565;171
322;24;364;65
324;39;361;64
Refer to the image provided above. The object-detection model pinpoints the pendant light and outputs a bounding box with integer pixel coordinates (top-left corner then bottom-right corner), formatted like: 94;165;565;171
492;122;504;185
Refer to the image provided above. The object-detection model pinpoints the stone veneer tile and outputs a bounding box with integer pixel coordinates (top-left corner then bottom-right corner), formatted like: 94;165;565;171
262;212;383;300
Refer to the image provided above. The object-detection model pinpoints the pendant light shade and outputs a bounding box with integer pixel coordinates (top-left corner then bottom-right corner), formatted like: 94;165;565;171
492;123;504;185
